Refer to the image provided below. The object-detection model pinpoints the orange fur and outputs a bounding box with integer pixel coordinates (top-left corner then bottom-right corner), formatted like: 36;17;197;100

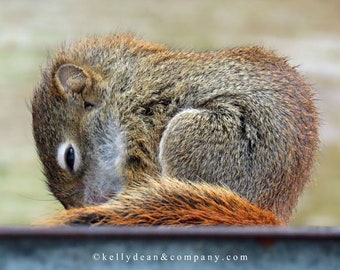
46;177;280;226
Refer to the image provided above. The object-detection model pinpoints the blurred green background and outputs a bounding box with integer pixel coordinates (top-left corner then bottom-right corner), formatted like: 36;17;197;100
0;0;339;226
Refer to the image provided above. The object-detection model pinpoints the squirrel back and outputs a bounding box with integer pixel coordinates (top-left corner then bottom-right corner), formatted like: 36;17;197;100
32;34;319;225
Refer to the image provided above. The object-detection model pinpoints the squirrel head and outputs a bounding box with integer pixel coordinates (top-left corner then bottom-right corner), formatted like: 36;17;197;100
32;62;126;209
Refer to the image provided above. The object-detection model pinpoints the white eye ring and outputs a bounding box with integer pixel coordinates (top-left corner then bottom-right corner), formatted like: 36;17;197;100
57;142;81;173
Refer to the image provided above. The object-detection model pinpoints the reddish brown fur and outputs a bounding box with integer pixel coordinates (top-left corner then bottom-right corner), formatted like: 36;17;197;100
46;177;280;226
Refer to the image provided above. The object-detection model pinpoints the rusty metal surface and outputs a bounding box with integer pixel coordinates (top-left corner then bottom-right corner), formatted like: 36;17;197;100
0;226;339;270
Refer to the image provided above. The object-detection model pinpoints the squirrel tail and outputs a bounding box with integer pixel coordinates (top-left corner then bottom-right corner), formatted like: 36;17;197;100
44;177;281;226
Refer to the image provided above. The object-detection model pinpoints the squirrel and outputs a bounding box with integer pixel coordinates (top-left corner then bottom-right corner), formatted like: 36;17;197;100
32;34;319;226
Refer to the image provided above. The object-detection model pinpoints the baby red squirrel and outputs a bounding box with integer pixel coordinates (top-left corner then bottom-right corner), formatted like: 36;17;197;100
32;34;319;225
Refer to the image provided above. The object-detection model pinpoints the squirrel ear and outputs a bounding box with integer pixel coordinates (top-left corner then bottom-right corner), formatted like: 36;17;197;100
55;64;91;94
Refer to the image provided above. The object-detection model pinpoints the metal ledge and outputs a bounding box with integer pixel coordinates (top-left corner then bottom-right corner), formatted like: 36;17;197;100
1;226;340;239
1;226;339;270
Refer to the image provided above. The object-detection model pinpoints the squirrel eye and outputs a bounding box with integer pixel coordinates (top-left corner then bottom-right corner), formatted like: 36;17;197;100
57;142;81;173
65;146;75;172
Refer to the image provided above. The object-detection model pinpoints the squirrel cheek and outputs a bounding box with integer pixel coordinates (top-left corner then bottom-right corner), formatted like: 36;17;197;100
57;141;81;173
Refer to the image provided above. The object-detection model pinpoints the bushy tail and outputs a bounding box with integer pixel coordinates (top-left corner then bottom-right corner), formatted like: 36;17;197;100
45;177;281;226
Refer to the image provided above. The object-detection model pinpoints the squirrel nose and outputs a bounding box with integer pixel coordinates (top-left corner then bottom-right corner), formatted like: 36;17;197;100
93;195;111;204
93;191;117;204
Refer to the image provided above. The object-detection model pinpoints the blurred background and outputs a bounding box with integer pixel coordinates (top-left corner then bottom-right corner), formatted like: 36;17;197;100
0;0;339;226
